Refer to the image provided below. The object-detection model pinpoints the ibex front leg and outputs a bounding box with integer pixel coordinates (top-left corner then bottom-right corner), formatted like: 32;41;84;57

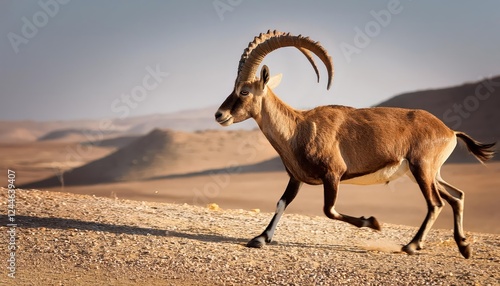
247;177;302;248
322;174;381;230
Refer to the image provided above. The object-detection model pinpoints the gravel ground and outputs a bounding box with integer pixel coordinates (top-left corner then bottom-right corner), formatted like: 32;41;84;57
1;188;499;285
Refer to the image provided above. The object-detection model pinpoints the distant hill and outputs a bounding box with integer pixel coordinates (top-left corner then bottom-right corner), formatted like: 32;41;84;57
20;129;276;188
0;106;257;143
377;76;499;162
0;119;103;143
38;129;121;142
81;135;141;149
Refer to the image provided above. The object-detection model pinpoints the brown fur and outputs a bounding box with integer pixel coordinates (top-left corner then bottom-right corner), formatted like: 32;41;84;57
218;77;461;184
215;35;496;258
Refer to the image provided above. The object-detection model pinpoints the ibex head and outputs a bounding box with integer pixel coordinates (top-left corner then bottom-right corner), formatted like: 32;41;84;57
215;30;334;126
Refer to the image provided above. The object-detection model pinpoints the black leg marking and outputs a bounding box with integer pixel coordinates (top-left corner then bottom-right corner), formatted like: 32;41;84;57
246;177;302;248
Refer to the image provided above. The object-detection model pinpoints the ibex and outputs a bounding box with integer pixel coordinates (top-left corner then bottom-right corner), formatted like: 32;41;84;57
214;30;495;258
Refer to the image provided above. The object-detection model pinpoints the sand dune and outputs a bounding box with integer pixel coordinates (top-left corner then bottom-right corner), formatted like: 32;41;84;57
0;119;115;143
21;129;276;188
82;135;141;148
37;128;121;142
0;140;116;187
148;156;285;180
0;127;39;142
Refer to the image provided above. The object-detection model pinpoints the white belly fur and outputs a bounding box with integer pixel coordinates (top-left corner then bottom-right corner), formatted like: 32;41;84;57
341;159;410;185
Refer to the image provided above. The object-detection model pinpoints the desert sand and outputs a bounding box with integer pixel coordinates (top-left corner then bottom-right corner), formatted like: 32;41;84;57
1;189;498;285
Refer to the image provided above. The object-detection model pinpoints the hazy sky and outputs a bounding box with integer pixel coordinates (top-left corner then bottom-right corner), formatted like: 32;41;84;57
1;0;499;121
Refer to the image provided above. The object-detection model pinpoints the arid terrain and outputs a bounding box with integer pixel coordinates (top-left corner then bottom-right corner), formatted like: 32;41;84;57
1;189;499;285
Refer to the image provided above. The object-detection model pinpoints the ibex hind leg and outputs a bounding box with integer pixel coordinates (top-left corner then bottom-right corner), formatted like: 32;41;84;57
323;174;381;231
436;173;471;259
402;164;444;255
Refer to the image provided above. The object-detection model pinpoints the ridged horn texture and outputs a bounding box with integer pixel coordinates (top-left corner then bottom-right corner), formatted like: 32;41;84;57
237;30;334;90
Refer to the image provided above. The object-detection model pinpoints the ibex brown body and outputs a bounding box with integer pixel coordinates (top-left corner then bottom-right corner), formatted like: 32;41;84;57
215;30;495;258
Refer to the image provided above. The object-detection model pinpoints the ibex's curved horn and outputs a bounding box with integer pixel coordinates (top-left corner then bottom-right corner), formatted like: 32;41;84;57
298;47;320;84
237;30;333;90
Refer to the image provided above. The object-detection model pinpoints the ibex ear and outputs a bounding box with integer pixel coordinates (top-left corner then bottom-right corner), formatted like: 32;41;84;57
260;65;270;90
267;73;282;89
260;65;282;90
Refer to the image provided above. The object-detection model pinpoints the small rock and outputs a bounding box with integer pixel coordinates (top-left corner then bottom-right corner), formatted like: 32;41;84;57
207;203;221;211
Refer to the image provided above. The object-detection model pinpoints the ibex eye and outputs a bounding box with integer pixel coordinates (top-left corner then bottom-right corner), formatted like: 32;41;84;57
240;90;249;96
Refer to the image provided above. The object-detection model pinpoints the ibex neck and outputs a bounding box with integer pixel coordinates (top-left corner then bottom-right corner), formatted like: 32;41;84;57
254;92;302;144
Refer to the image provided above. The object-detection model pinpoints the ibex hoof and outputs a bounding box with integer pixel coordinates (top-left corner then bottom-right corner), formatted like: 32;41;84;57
401;243;417;255
246;236;266;248
416;242;425;250
402;244;417;255
367;216;381;231
459;244;472;259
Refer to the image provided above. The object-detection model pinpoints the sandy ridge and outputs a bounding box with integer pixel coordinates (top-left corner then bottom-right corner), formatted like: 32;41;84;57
1;189;499;285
